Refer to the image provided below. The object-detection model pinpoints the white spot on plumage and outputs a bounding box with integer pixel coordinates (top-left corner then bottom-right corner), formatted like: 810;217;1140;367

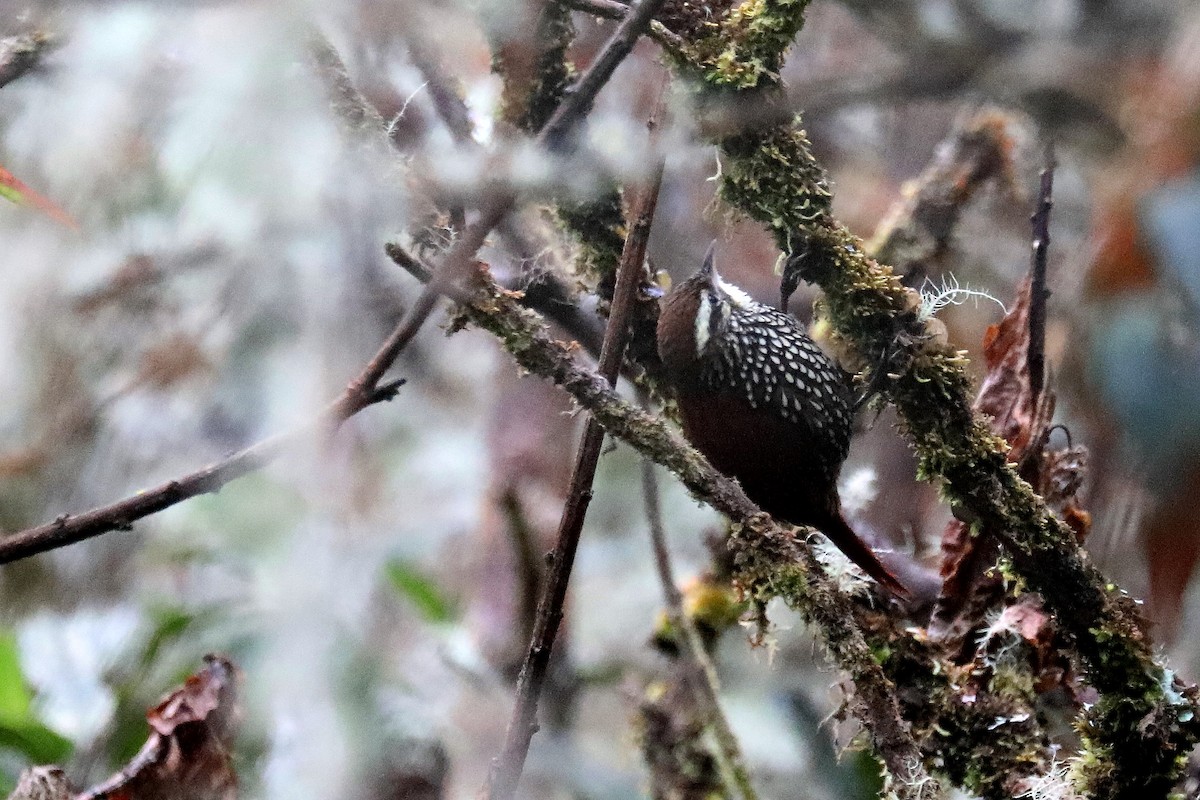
688;272;853;466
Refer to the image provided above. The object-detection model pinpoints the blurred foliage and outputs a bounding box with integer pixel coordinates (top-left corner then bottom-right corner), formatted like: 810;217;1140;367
189;473;309;556
384;559;457;625
0;631;71;792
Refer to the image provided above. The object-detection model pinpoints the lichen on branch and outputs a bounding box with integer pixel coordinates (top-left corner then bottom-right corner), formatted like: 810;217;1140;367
653;0;1200;796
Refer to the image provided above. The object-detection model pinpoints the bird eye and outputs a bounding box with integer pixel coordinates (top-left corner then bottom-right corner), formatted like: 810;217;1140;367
709;294;725;332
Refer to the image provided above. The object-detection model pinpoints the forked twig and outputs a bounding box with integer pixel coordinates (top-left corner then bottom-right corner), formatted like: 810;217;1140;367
0;4;665;566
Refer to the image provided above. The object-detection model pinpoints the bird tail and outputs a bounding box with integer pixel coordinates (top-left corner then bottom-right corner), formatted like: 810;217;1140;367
817;512;909;597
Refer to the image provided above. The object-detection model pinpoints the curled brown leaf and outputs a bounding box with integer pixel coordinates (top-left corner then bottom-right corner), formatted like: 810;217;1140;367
78;654;241;800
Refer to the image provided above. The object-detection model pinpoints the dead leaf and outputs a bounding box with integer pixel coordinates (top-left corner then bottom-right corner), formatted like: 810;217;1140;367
131;334;213;391
975;276;1039;457
934;268;1090;652
77;654;241;800
73;256;161;315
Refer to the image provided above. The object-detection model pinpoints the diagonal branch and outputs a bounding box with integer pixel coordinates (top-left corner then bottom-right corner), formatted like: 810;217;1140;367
1;6;668;567
0;372;406;565
1027;143;1054;404
646;3;1199;795
560;0;686;54
389;243;942;800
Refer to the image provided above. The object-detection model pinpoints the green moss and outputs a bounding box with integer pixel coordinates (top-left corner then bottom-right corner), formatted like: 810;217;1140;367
492;2;575;132
483;0;1200;791
683;0;814;89
718;124;832;236
557;193;626;284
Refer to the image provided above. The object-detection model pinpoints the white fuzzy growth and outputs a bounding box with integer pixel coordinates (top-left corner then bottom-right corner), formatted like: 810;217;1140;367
806;532;875;598
695;292;712;355
717;277;756;310
917;274;1007;320
1015;760;1083;800
838;466;878;516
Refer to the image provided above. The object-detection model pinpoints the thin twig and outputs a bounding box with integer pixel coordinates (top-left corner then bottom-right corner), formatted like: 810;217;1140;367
499;490;545;654
865;108;1020;279
0;374;405;565
402;31;473;234
402;32;475;146
539;0;672;152
0;37;433;554
307;32;390;149
0;9;666;566
483;147;666;800
389;243;941;799
1027;142;1054;404
562;0;629;19
641;458;759;800
348;0;669;382
0;203;481;565
400;26;610;355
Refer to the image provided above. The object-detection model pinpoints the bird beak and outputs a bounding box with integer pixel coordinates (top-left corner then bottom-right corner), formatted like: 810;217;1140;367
697;240;719;290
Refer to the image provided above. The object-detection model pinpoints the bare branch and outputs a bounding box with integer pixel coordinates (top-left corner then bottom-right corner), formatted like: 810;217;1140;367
642;457;760;800
1027;142;1055;404
399;23;609;355
539;0;672;151
0;360;406;565
0;5;669;566
482;130;666;800
307;32;390;148
656;3;1198;794
866;108;1021;278
560;0;686;52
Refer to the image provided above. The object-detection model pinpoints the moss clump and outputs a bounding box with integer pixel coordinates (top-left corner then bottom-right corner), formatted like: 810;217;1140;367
556;193;626;285
718;124;832;235
492;2;575;133
677;0;814;89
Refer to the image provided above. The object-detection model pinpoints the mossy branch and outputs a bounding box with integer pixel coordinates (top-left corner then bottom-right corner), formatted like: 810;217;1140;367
386;242;941;800
650;1;1200;796
491;1;627;283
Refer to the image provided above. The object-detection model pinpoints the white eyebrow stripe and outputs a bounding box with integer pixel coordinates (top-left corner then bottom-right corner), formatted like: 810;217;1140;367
717;277;755;310
695;292;711;355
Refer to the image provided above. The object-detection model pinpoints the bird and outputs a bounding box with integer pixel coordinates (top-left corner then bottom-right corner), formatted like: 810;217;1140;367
656;244;907;596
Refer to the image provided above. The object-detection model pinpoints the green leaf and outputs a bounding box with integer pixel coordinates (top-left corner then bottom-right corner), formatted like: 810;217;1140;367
384;560;456;623
0;720;72;764
138;605;203;671
0;632;72;764
0;633;31;721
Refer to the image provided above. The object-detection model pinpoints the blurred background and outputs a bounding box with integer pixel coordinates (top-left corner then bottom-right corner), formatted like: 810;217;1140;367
0;0;1198;798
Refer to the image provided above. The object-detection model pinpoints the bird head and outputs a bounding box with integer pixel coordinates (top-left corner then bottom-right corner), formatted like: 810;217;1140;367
671;242;756;358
